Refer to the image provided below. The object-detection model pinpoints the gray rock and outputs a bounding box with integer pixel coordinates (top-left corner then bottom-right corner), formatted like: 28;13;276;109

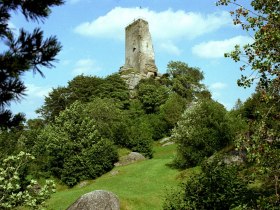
121;73;143;90
223;155;244;165
159;137;171;144
67;190;120;210
110;170;119;176
162;142;174;147
114;152;146;166
78;181;89;188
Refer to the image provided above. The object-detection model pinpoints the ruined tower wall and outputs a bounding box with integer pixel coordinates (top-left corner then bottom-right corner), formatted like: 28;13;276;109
123;19;157;74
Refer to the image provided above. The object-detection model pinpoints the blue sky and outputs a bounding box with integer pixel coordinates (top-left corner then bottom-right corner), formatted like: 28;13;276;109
10;0;255;119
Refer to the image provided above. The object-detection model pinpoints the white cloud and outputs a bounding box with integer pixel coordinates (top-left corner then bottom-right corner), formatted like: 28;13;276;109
26;84;51;98
74;7;232;41
210;82;228;90
192;35;253;58
158;41;181;55
72;58;101;76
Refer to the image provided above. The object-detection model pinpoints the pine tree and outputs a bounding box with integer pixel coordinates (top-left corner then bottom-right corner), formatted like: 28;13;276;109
0;0;64;128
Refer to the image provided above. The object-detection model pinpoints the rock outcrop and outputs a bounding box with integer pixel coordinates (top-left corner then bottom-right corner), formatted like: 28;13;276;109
114;152;146;166
67;190;120;210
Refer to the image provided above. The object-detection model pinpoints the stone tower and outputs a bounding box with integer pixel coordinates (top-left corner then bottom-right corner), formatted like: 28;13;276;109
120;19;158;90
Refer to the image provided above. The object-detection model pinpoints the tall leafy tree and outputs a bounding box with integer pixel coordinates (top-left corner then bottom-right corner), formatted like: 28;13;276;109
217;0;280;205
0;0;64;128
216;0;279;92
137;78;169;114
38;101;118;187
172;99;233;168
165;61;210;100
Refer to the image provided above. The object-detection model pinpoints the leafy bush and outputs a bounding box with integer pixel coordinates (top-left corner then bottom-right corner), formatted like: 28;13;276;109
86;98;125;144
172;99;233;168
164;157;252;210
159;93;186;131
38;101;118;186
144;114;169;140
137;78;169;114
0;152;55;209
125;117;154;158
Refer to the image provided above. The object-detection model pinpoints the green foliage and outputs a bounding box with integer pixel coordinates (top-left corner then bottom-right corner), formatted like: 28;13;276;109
0;151;55;209
67;75;103;103
217;0;280;90
217;1;280;205
38;101;118;186
37;86;71;122
125;116;154;158
37;74;129;122
216;0;280;136
86;98;124;143
0;128;23;160
144;114;169;140
160;93;187;130
46;143;180;210
172;99;233;168
0;0;63;128
137;78;169;114
96;73;130;107
164;157;251;210
166;61;209;100
234;119;280;208
216;0;279;92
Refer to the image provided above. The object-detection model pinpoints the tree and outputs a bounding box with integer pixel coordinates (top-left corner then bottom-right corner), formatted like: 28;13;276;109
0;0;64;128
217;0;280;205
160;93;187;130
37;86;70;122
86;97;124;143
37;101;118;187
137;78;169;114
216;0;279;93
172;99;233;168
165;61;209;100
96;73;130;107
37;74;130;122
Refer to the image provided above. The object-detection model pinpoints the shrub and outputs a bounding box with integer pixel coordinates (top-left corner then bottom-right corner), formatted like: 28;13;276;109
0;152;55;209
164;157;252;210
38;101;118;186
137;79;169;114
172;99;233;168
126;117;154;158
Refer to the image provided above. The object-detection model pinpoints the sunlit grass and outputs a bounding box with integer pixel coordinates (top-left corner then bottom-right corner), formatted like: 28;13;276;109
46;143;188;210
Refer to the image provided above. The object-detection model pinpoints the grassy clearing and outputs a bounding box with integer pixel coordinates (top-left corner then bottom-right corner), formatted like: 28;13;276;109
46;143;181;210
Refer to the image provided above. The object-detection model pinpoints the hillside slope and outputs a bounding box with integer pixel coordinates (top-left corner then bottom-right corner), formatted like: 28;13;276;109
46;143;180;210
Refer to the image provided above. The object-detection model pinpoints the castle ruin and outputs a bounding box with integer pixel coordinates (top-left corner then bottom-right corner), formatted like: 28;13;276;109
120;19;158;90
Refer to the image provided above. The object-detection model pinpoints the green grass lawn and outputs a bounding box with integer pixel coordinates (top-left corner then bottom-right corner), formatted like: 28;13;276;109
46;143;180;210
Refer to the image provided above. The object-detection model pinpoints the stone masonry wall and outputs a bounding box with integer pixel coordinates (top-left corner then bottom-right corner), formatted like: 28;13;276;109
121;19;157;75
120;19;158;91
